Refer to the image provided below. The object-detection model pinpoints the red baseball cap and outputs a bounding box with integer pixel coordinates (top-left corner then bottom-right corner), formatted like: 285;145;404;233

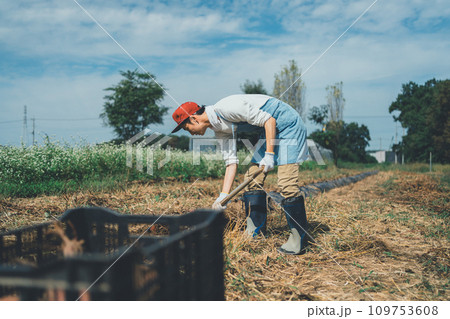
171;101;201;133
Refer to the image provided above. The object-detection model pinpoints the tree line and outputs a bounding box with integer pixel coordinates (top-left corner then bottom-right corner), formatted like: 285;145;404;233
100;64;449;164
389;79;449;164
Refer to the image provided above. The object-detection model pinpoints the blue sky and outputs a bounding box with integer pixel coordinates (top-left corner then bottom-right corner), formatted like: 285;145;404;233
1;0;449;150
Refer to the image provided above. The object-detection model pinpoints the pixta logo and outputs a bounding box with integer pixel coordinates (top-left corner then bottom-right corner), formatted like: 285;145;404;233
126;131;326;176
126;130;172;175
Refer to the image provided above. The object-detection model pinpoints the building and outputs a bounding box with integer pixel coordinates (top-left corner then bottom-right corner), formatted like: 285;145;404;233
368;150;398;163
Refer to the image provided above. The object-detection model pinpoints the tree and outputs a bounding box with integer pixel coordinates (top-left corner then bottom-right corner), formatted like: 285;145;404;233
100;70;168;141
326;81;345;122
240;79;268;94
309;128;338;163
309;121;371;165
167;135;190;151
308;104;328;130
272;60;306;117
308;84;371;165
427;80;450;163
389;78;449;163
309;121;342;165
339;122;371;162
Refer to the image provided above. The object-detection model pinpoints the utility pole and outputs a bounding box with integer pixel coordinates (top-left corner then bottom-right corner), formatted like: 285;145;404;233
395;124;398;164
22;105;28;146
32;117;36;145
395;124;398;145
402;127;405;165
430;152;432;173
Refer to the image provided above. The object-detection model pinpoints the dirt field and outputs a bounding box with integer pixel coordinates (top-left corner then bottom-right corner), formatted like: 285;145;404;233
0;168;448;301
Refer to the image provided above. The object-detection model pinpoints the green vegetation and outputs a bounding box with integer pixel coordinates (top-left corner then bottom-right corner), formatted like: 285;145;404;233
240;79;268;95
338;161;450;174
1;141;119;197
272;59;306;117
2;136;448;199
309;121;373;164
101;69;168;141
0;139;248;198
307;82;374;165
389;78;449;163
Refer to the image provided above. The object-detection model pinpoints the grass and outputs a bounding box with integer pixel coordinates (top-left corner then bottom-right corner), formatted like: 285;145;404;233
1;139;449;300
0;166;449;300
0;139;251;198
1;140;381;198
338;160;450;175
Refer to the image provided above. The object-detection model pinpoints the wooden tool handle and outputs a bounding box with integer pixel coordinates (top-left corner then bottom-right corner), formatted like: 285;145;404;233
220;167;265;206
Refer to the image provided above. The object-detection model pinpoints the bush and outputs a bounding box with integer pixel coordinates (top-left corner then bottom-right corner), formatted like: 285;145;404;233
0;140;251;197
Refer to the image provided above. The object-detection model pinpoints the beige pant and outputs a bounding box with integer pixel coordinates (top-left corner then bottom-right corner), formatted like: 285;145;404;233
244;163;300;199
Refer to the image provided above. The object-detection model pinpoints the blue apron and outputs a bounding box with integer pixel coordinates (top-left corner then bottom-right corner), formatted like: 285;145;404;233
231;98;309;166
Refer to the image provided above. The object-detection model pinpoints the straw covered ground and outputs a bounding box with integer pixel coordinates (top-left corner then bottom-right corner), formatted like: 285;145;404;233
0;166;448;301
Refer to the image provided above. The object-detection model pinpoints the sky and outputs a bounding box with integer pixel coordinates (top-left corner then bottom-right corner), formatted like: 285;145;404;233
0;0;449;150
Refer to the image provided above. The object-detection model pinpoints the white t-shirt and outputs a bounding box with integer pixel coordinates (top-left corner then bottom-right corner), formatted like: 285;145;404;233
205;94;273;166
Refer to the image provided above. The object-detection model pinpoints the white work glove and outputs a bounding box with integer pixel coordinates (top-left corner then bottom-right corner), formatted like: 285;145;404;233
212;192;229;210
259;152;275;172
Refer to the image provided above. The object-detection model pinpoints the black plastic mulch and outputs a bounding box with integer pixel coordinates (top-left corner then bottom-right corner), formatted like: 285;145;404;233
268;170;379;204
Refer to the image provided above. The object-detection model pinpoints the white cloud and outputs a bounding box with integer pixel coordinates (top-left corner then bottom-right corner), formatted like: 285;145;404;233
0;0;449;149
0;1;247;59
311;1;343;19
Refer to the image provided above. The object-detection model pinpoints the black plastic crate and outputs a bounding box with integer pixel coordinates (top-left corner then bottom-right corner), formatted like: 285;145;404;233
0;207;226;301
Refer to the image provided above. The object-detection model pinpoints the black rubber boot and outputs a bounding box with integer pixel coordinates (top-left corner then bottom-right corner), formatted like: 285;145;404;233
243;190;267;237
277;195;309;255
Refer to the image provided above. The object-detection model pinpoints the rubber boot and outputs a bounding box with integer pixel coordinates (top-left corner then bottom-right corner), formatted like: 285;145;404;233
243;190;267;237
277;195;309;255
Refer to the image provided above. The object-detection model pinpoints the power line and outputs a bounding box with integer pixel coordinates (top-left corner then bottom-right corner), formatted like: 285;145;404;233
0;118;99;124
345;116;392;118
0;120;22;124
0;115;396;123
36;118;99;121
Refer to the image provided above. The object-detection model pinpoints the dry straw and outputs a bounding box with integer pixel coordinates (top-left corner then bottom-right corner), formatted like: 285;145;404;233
0;167;448;300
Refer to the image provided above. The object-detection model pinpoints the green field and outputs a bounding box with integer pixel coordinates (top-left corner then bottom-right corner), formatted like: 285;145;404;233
2;141;448;198
0;141;230;197
1;141;449;301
